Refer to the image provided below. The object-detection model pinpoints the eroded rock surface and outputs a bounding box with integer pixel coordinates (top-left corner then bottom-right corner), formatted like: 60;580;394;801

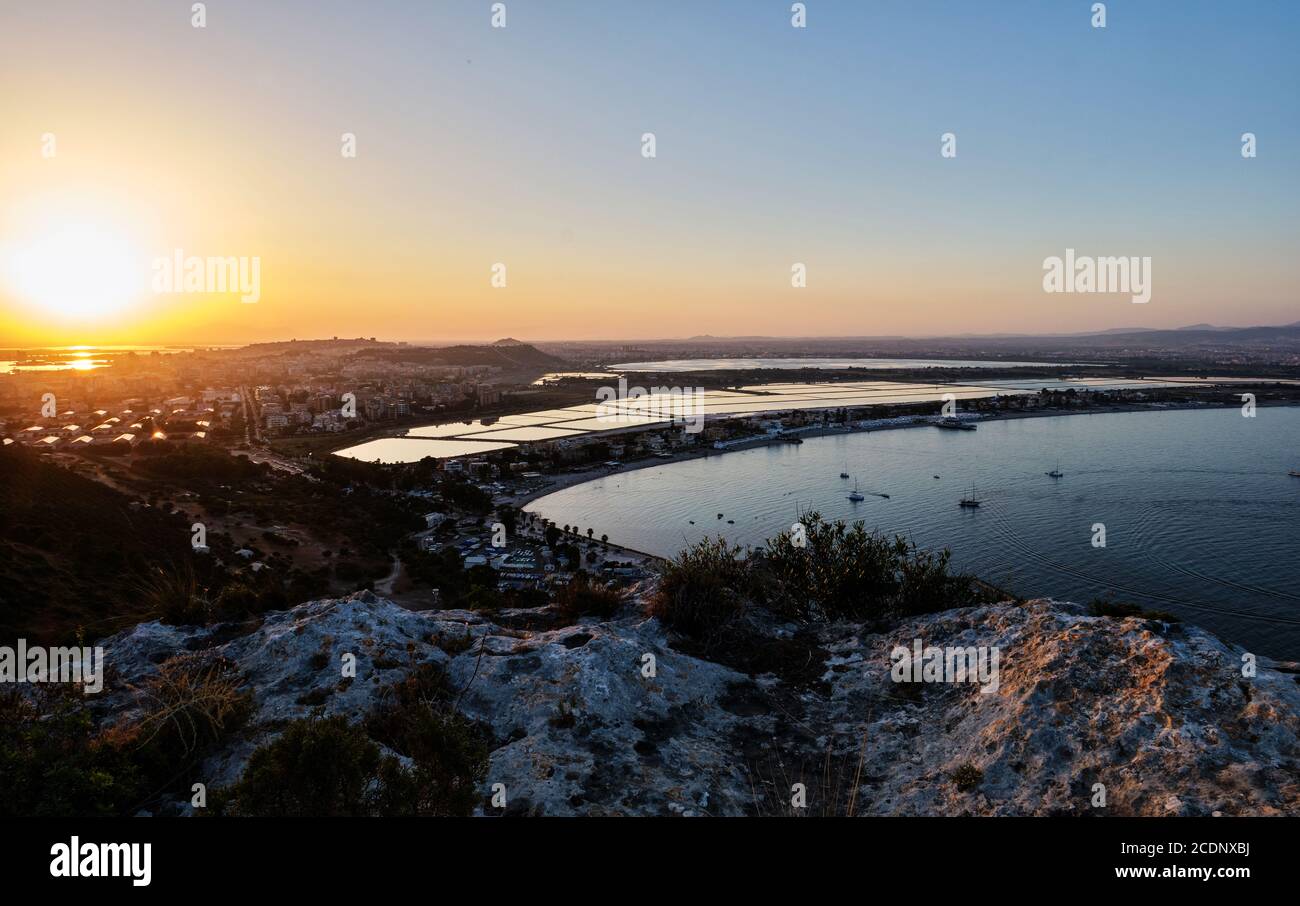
97;593;1300;816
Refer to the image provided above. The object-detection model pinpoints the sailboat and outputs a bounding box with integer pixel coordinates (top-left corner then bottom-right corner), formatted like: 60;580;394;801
958;485;981;508
1290;469;1300;478
1047;458;1063;478
839;462;850;479
847;479;865;502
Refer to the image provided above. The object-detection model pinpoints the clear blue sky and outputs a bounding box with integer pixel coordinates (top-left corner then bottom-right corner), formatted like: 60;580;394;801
1;0;1296;342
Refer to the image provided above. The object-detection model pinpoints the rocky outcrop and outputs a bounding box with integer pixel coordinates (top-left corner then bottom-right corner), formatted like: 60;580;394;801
96;593;1300;816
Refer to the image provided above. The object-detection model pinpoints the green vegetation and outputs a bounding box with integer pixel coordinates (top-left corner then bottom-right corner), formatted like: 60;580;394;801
0;447;207;643
0;652;250;817
132;445;267;483
364;664;490;816
950;762;984;792
650;512;994;647
0;443;409;641
650;537;754;644
399;539;545;612
761;514;983;622
1087;597;1181;623
3;652;486;817
440;478;492;514
211;717;381;816
216;666;488;817
554;573;624;622
0;686;143;817
138;559;325;627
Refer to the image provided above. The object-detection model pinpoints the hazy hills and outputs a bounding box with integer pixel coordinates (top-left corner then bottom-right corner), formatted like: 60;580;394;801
349;342;566;370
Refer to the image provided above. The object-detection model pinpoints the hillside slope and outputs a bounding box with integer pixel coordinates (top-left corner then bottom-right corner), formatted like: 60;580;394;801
0;449;196;644
97;593;1300;816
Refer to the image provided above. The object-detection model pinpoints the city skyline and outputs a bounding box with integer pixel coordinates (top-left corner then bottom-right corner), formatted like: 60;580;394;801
2;0;1297;347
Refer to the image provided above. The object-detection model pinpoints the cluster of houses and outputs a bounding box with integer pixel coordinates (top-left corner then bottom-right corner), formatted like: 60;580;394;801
1;394;222;453
416;510;643;595
252;374;506;437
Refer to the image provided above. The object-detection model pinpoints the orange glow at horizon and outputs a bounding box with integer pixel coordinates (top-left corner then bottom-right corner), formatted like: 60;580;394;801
2;4;1296;348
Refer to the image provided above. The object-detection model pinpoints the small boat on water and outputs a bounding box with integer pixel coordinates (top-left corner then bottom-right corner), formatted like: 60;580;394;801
847;479;865;502
959;486;981;508
1290;470;1300;478
1047;459;1064;478
936;418;976;431
839;463;850;479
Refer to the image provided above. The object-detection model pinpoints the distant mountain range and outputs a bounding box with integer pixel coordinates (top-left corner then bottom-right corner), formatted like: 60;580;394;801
663;323;1300;349
954;323;1300;350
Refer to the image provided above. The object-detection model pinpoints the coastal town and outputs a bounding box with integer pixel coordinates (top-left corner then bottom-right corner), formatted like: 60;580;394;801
4;337;1299;624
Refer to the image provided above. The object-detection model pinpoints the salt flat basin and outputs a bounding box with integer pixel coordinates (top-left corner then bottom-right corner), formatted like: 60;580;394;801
334;377;1211;463
333;436;517;463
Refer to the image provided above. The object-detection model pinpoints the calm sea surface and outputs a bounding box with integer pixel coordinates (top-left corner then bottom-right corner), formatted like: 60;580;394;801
531;408;1300;657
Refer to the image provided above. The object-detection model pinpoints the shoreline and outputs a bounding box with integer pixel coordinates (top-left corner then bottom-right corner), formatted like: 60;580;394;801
512;400;1291;511
513;400;1299;567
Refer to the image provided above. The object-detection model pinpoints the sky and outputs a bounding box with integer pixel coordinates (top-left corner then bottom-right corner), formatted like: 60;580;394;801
0;0;1297;346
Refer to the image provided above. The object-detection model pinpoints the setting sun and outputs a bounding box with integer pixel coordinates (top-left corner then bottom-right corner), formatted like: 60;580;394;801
1;221;144;324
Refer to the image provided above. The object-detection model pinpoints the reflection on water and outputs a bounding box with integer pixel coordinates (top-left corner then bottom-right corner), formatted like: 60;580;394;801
531;408;1300;657
533;372;614;384
0;345;198;374
333;436;517;462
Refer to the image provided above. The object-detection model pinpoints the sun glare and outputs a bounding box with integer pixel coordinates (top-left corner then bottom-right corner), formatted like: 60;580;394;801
2;221;145;323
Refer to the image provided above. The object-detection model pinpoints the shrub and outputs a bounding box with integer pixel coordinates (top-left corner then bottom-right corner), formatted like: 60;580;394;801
650;514;991;641
648;536;752;646
950;762;983;792
364;664;489;817
139;562;216;626
554;574;623;622
440;479;492;514
215;717;381;816
759;513;989;622
132;447;266;483
122;653;251;773
0;654;249;817
0;686;142;817
1088;598;1181;623
219;666;488;817
432;628;475;655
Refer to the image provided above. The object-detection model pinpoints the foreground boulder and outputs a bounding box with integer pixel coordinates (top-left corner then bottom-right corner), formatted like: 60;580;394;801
96;593;1300;816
